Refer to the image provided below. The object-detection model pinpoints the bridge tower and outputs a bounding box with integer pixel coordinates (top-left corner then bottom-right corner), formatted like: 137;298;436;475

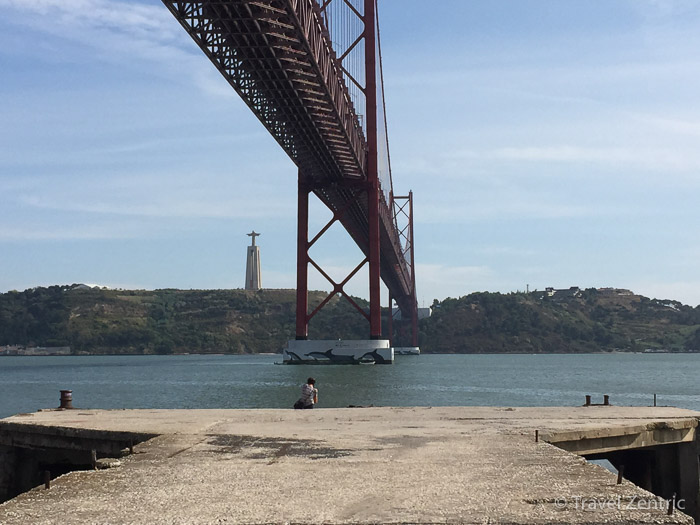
294;0;381;338
162;0;419;363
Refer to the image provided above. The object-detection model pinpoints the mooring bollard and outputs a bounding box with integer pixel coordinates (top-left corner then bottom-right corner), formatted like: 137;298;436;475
59;390;73;409
617;464;625;484
584;395;591;406
654;393;657;407
603;395;610;406
535;430;539;442
44;470;51;489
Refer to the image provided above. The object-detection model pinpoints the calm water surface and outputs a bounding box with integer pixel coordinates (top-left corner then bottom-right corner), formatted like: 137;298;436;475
0;353;698;418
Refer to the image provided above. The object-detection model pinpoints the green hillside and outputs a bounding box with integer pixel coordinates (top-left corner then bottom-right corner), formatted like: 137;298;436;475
0;286;367;354
1;286;699;354
421;288;700;353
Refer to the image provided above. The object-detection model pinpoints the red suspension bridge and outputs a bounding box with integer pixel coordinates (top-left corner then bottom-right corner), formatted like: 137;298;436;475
162;0;417;356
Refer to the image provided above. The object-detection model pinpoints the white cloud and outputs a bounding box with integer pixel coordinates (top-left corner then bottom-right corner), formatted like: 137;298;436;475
474;245;538;257
9;173;295;221
0;0;231;98
445;145;700;173
416;263;495;301
0;0;174;37
637;0;700;18
632;113;700;138
0;222;150;241
416;201;592;224
409;173;628;224
0;0;176;47
630;281;700;308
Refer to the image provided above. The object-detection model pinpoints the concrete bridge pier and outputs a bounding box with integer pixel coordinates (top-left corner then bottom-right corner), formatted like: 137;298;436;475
679;441;700;522
0;422;155;503
585;434;699;522
0;444;95;502
547;413;699;523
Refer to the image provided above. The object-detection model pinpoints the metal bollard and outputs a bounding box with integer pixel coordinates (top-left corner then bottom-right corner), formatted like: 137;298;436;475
603;395;610;406
44;470;51;489
617;464;625;484
59;390;73;409
584;395;591;406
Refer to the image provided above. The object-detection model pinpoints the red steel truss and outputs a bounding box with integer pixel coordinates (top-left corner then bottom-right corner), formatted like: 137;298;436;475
389;192;418;347
163;0;416;338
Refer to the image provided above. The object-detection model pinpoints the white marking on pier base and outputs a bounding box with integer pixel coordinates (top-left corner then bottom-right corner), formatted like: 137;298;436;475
393;346;420;355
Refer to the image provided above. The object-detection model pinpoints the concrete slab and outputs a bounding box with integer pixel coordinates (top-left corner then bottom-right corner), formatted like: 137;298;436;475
0;406;698;524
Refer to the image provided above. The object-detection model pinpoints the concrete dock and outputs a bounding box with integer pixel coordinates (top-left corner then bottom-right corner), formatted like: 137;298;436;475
0;406;698;524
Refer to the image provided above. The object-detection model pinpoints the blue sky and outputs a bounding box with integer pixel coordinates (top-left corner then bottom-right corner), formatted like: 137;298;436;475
2;0;700;307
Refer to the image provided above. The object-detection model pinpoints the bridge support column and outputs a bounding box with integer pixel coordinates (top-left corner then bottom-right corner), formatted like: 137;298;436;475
365;0;381;340
408;191;419;348
368;179;381;339
387;293;393;347
295;172;309;340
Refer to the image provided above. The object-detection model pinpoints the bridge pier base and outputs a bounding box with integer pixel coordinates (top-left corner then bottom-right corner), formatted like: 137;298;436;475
393;347;420;356
283;339;393;365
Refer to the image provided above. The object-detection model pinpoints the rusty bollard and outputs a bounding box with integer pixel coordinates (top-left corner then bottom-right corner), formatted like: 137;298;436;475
584;395;591;406
59;390;73;409
603;395;610;406
668;493;676;515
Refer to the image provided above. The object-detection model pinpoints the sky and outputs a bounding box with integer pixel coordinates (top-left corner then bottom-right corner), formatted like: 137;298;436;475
2;0;700;307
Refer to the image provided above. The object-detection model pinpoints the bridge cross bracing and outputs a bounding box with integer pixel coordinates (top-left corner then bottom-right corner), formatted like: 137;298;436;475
163;0;417;345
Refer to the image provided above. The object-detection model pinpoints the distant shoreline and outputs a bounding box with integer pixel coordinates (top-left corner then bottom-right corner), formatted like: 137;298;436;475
3;286;699;354
2;350;699;357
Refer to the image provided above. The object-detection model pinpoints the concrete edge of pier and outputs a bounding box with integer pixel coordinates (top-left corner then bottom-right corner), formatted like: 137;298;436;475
0;406;698;524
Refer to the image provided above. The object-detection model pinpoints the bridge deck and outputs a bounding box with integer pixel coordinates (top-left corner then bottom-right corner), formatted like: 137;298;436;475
164;0;413;310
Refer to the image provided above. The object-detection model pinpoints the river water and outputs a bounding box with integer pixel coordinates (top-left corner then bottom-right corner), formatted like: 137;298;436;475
0;353;698;418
